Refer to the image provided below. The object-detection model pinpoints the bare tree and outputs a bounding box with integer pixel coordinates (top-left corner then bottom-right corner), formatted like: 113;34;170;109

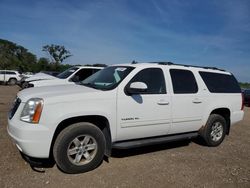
42;44;72;66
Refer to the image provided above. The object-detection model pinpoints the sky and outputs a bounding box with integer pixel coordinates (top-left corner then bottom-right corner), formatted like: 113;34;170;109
0;0;250;82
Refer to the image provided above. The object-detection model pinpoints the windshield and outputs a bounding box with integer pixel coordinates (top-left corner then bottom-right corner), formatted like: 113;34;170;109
57;67;79;79
81;66;134;90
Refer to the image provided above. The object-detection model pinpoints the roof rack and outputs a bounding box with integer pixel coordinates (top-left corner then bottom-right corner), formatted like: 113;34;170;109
149;62;225;72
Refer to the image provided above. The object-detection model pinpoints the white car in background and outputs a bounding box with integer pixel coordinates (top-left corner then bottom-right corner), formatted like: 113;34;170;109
20;72;56;88
23;66;103;88
0;70;22;85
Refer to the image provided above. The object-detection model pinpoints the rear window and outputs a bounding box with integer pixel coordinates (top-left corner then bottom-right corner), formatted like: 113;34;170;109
199;72;241;93
170;69;198;94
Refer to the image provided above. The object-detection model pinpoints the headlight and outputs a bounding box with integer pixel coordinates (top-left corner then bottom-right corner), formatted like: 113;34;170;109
20;98;43;123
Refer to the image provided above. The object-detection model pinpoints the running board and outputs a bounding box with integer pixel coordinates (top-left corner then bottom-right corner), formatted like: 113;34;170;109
112;132;198;149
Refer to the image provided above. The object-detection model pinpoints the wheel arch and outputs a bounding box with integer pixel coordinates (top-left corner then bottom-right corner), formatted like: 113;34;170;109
210;108;231;135
50;115;112;159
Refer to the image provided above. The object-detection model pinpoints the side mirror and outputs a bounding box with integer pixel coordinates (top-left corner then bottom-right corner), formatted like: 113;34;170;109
126;82;148;95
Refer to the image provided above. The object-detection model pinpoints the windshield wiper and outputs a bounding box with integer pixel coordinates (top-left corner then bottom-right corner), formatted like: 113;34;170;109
81;82;107;91
81;82;99;89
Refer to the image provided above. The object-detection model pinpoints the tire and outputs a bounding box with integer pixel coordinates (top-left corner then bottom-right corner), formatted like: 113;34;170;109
53;122;106;174
201;114;226;147
8;78;17;85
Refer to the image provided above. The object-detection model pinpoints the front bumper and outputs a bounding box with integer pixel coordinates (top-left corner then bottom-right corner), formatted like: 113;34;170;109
7;118;52;158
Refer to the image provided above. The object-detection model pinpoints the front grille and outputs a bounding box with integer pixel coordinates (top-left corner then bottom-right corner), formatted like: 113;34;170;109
9;98;21;119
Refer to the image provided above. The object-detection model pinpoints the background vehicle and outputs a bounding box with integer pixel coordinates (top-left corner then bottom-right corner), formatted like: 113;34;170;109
243;89;250;106
21;66;103;89
19;72;56;88
21;72;34;78
8;62;244;174
0;70;22;85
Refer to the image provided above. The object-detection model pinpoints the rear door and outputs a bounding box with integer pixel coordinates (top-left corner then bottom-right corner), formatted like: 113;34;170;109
117;67;171;141
169;69;205;134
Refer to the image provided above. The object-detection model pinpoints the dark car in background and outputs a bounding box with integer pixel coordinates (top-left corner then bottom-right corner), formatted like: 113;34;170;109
243;89;250;107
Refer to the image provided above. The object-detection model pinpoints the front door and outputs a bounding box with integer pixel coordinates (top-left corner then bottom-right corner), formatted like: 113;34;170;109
117;68;171;141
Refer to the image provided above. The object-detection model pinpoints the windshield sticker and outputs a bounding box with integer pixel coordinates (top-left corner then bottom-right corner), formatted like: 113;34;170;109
114;71;121;82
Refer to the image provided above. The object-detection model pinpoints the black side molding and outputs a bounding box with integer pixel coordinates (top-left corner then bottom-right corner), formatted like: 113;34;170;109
112;132;198;149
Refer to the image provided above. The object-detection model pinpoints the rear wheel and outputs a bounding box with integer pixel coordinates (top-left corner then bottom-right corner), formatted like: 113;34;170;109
201;114;226;147
8;78;17;85
53;122;106;174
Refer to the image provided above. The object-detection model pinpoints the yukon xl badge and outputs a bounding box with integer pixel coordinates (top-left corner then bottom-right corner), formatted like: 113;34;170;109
121;117;139;121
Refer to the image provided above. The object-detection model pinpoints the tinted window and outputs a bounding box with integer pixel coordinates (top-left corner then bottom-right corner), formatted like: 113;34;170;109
57;67;79;79
72;69;100;82
128;68;166;94
6;71;16;75
199;72;241;93
0;71;4;74
170;69;198;94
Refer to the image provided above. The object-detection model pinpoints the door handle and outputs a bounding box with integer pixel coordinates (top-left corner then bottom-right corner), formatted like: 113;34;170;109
157;100;169;105
192;98;202;104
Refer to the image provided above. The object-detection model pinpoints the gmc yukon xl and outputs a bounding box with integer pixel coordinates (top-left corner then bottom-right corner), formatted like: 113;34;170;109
8;62;244;173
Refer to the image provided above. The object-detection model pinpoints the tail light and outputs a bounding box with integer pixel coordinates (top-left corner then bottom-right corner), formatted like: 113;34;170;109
241;92;244;110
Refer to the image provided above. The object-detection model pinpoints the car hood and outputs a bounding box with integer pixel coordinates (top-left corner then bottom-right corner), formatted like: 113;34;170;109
17;84;103;103
25;73;56;82
30;78;63;86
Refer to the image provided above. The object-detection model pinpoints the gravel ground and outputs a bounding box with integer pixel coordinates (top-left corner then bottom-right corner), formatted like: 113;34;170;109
0;85;250;188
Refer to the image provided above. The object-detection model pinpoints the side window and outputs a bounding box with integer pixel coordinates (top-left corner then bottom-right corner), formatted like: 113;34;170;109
71;69;96;82
128;68;166;94
199;71;241;93
6;71;16;75
0;71;4;74
170;69;198;94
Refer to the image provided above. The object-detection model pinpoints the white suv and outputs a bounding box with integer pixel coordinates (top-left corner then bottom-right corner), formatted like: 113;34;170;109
8;62;244;174
0;70;22;85
21;66;103;88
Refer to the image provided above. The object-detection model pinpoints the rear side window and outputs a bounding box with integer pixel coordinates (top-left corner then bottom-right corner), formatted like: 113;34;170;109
170;69;198;94
129;68;166;94
199;72;241;93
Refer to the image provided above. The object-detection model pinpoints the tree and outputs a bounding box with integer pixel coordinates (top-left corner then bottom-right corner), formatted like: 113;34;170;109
0;39;37;72
42;44;72;67
35;57;50;72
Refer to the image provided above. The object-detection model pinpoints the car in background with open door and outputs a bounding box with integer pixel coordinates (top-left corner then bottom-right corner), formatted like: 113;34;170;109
22;66;103;89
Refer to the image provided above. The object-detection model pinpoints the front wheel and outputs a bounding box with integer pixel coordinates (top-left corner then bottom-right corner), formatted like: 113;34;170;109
201;114;226;147
53;122;106;174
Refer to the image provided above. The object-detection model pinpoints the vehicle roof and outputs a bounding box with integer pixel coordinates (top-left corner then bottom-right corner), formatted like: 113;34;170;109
0;70;19;72
110;62;230;75
75;66;104;69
